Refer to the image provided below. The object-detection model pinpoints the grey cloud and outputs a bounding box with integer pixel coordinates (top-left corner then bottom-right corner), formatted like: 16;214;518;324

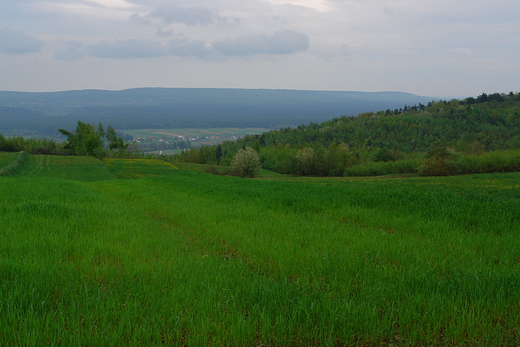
0;27;44;54
53;30;309;61
215;16;241;27
213;30;309;56
155;28;174;38
151;5;214;26
129;13;152;26
167;38;210;57
85;39;165;59
54;41;84;60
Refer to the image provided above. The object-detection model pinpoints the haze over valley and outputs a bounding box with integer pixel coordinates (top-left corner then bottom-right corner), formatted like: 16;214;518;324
0;88;435;136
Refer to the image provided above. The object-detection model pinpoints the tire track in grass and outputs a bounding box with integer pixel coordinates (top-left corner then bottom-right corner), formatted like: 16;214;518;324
31;155;42;176
45;154;50;174
25;154;50;177
19;154;40;177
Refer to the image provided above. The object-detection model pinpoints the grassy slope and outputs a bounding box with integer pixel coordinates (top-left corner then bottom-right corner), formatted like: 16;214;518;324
7;154;115;181
0;153;182;181
0;152;18;167
1;155;520;345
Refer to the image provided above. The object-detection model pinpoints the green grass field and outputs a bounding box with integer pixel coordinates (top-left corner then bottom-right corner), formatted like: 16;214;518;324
103;158;178;179
18;155;114;181
1;152;520;346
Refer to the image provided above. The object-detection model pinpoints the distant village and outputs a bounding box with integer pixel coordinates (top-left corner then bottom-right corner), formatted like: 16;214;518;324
129;133;247;153
132;133;246;144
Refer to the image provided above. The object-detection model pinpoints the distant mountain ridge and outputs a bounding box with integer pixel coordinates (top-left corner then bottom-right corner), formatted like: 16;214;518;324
0;88;435;135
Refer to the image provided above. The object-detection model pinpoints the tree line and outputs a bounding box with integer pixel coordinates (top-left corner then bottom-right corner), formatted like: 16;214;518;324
0;121;131;158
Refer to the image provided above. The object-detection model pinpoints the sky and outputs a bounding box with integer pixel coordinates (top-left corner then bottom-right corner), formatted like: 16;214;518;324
0;0;519;97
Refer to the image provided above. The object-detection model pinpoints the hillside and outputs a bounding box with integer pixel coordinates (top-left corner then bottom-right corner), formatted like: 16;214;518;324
227;92;520;152
177;92;520;176
0;88;434;135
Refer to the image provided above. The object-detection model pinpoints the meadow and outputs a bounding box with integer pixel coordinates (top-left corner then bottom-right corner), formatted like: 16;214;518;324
1;152;520;346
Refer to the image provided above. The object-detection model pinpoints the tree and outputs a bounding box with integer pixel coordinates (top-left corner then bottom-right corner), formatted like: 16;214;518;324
231;147;261;178
59;121;126;158
105;125;128;151
59;121;103;157
295;147;316;175
0;134;7;151
373;147;393;162
215;145;223;165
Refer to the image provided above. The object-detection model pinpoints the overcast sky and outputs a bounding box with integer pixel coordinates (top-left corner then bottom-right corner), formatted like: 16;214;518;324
0;0;519;97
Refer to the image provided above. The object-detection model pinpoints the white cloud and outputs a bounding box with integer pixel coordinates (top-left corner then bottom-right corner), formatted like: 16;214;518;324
147;4;241;28
54;41;84;60
86;0;136;9
151;5;215;26
167;38;211;57
129;13;152;26
55;31;309;60
445;48;475;57
35;0;138;20
85;39;165;58
0;27;44;54
213;30;309;56
155;28;174;38
261;0;334;12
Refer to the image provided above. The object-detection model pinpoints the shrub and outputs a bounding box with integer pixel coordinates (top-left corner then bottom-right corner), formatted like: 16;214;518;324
295;147;315;175
419;143;457;176
231;147;261;178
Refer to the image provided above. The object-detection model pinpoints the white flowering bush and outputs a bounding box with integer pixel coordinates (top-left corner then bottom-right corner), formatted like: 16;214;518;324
231;147;261;178
295;147;315;175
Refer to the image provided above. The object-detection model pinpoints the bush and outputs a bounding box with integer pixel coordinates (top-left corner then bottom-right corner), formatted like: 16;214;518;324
259;145;297;174
418;157;454;176
295;147;315;175
231;147;261;178
419;143;457;176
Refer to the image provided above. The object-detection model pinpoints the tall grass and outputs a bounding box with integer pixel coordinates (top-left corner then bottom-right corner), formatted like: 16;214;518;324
1;165;520;345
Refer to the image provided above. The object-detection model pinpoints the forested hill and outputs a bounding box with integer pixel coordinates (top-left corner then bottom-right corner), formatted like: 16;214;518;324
0;88;433;135
223;92;520;154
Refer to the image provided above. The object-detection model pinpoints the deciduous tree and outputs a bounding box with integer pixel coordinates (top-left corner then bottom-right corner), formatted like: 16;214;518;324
231;147;261;178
